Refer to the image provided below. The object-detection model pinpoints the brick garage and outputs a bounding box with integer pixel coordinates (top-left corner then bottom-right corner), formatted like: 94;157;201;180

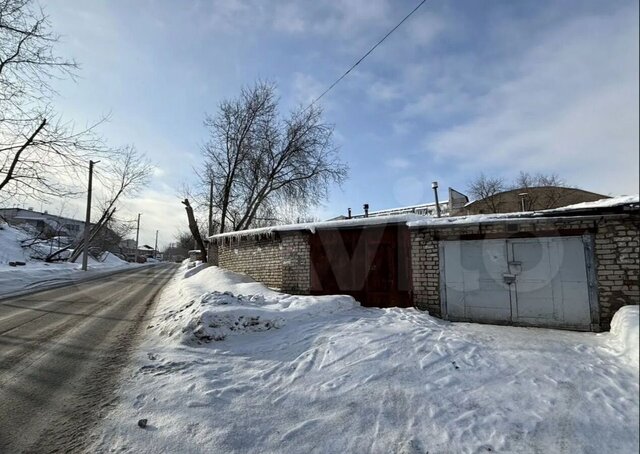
410;211;639;330
209;199;638;331
208;230;310;293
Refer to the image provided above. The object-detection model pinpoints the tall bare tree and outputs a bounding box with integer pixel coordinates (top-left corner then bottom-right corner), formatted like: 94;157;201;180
202;81;347;233
0;0;109;203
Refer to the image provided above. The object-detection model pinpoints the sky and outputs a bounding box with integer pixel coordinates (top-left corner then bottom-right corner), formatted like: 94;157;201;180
30;0;640;248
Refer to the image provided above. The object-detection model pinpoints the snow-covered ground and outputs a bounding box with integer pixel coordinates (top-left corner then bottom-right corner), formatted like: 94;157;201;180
90;263;639;453
0;221;134;297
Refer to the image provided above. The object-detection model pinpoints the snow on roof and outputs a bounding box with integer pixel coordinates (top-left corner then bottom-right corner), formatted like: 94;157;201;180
363;200;449;216
210;213;427;241
211;195;639;240
539;194;639;213
407;194;639;229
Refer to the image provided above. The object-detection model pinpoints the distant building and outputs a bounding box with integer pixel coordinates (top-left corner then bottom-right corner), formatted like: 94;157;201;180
330;188;469;220
0;207;87;239
118;239;157;262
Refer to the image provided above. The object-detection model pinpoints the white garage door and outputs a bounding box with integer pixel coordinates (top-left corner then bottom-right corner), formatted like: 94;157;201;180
441;236;595;330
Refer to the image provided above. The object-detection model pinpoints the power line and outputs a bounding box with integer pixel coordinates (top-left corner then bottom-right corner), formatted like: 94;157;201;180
308;0;428;108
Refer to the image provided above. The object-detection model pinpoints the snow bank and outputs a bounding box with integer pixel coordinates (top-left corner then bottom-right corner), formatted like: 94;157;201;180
92;263;640;454
0;222;29;264
99;251;128;266
152;264;358;344
610;305;639;367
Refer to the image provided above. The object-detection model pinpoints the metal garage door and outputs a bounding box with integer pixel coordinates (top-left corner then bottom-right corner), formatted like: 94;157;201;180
441;236;596;330
309;225;412;308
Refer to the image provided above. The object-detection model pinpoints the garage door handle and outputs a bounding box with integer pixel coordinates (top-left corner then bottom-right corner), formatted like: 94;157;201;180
503;273;516;284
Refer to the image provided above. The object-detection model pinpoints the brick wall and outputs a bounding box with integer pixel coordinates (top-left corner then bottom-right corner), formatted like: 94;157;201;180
216;236;284;289
410;229;440;315
281;232;311;294
594;217;640;327
410;215;639;330
209;231;311;293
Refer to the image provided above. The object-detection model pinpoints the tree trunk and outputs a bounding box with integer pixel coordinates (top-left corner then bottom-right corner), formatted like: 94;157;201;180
182;199;207;262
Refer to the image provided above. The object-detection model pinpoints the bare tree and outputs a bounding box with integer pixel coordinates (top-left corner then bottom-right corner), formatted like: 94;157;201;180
511;171;569;210
48;147;152;262
91;215;134;256
467;173;507;213
201;83;276;233
202;81;347;233
0;0;110;203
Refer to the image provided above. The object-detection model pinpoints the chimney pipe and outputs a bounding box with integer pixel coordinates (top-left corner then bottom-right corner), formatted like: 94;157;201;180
432;181;441;218
363;203;369;218
347;208;352;219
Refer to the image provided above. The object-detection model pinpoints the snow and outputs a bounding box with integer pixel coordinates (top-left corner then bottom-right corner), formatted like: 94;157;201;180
0;221;135;297
543;194;639;213
211;214;427;241
91;264;639;453
407;194;639;228
211;195;639;238
609;305;640;368
0;221;30;264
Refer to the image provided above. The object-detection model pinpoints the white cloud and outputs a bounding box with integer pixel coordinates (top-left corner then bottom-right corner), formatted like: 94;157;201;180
291;72;325;107
386;157;412;169
367;80;403;102
423;5;639;194
118;189;186;249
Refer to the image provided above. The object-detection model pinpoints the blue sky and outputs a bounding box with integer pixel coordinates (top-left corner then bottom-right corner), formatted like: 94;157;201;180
42;0;639;247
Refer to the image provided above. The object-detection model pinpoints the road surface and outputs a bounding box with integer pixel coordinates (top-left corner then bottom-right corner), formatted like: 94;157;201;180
0;263;177;453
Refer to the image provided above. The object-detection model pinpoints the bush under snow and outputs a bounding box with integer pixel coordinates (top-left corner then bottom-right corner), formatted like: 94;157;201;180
154;264;358;344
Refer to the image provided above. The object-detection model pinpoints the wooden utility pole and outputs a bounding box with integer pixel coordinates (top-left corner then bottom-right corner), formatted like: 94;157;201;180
134;213;141;263
81;160;97;271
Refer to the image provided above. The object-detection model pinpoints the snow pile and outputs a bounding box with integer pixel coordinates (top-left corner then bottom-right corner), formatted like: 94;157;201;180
152;264;358;344
99;251;128;266
610;305;639;367
0;222;30;264
183;292;286;343
91;264;640;454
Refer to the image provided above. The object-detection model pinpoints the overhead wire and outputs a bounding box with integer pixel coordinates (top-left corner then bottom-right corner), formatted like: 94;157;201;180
306;0;428;109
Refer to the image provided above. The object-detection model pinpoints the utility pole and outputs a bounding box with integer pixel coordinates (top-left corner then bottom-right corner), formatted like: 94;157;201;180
154;229;159;260
134;213;141;263
81;160;98;271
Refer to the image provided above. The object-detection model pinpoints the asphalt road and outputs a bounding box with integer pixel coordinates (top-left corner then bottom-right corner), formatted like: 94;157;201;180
0;263;177;453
